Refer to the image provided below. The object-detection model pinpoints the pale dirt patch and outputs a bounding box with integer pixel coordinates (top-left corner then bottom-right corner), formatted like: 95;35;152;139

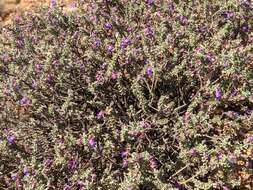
0;0;76;24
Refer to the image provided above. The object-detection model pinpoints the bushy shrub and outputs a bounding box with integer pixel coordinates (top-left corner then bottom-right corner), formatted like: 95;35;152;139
0;0;252;189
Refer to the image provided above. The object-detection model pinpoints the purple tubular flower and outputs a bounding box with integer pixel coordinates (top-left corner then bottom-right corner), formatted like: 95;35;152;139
96;111;105;119
146;67;153;77
144;59;149;64
144;27;154;38
1;53;9;62
179;15;189;25
167;2;175;14
215;88;222;100
197;26;208;33
11;173;17;181
17;40;24;48
111;71;119;80
228;155;237;164
149;156;159;170
104;22;113;30
107;44;114;53
23;168;30;177
223;186;231;190
120;38;131;50
35;64;44;73
246;135;253;143
7;135;16;144
145;0;154;6
67;159;77;171
88;138;97;148
50;0;57;7
205;53;215;63
20;96;30;105
122;159;128;168
93;39;101;49
44;158;53;168
230;90;237;97
46;74;53;83
241;24;249;33
63;185;71;190
72;31;79;39
139;119;151;128
120;151;128;158
32;80;38;89
3;88;10;96
127;27;133;32
189;148;198;157
223;11;234;19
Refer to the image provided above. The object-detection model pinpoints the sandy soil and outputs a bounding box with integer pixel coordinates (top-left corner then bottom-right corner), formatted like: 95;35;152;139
0;0;76;24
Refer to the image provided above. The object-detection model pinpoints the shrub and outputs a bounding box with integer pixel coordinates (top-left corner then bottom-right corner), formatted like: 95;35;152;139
0;0;252;189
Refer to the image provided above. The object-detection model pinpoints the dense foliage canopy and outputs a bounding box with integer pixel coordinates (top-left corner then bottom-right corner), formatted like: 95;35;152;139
0;0;252;189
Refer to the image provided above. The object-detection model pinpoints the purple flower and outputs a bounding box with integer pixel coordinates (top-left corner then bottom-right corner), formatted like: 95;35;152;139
72;31;79;39
88;138;97;148
189;148;198;157
20;96;30;105
139;119;151;128
44;158;53;168
179;16;189;25
127;27;133;32
197;26;208;33
96;111;105;119
70;2;77;9
107;44;114;53
242;0;251;9
223;186;231;190
11;173;17;181
50;0;57;7
111;71;119;80
228;155;237;164
246;109;253;115
23;168;30;177
63;185;71;190
35;64;44;72
149;156;159;170
241;24;249;33
216;153;223;161
120;38;131;50
67;159;77;171
104;22;112;30
230;90;237;97
14;16;22;23
205;53;215;63
120;150;128;158
145;0;154;6
3;88;10;96
146;67;153;77
7;135;15;144
225;111;239;119
122;159;128;168
1;53;9;62
46;74;53;83
246;135;253;143
144;27;155;38
32;80;38;89
215;88;222;100
17;39;24;47
93;39;101;49
136;35;142;41
223;11;235;19
167;2;175;14
96;72;104;83
144;59;149;64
